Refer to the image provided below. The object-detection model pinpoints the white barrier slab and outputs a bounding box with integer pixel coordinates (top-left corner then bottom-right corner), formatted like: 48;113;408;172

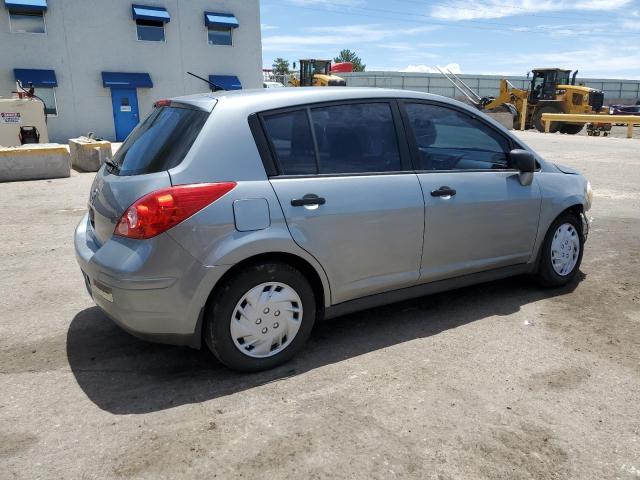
0;144;71;182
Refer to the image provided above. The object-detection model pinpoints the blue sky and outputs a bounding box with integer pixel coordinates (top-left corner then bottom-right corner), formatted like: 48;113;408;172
260;0;640;79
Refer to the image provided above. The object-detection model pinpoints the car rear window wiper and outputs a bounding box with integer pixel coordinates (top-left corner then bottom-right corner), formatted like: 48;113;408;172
105;158;120;173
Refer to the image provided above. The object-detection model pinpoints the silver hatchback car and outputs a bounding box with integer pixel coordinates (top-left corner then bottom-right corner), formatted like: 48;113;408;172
75;87;592;371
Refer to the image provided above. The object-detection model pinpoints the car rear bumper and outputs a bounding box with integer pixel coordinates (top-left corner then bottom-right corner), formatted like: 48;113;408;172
74;213;231;347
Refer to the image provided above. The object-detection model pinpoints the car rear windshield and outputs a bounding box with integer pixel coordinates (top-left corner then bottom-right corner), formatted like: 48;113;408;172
112;105;209;176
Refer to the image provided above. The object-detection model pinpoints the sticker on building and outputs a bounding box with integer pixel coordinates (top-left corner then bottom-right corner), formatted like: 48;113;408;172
120;106;132;112
0;112;21;124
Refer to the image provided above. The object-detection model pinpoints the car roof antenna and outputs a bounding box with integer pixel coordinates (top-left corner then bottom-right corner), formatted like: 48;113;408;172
187;71;226;92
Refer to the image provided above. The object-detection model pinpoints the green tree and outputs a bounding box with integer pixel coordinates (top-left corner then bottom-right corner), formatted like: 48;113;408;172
272;57;290;76
333;49;366;72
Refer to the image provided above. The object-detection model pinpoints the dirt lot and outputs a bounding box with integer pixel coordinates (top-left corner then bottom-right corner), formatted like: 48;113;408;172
1;131;639;479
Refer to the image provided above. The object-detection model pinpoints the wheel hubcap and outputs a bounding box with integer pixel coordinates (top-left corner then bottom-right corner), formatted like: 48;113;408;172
550;223;580;276
230;282;303;358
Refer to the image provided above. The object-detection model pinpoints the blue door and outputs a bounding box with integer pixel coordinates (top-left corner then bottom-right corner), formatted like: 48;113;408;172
110;88;140;141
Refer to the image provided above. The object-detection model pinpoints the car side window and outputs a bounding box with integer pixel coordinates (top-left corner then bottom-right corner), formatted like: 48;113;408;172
262;110;317;175
405;103;511;171
310;103;401;174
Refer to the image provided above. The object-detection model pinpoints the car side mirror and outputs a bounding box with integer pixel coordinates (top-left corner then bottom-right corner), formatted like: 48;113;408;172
509;149;535;186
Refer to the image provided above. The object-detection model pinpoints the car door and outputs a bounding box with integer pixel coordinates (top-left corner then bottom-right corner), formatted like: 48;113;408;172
110;88;140;141
400;101;542;282
262;101;425;304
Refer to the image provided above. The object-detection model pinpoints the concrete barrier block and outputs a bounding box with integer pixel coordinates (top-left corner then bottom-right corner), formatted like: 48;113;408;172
69;137;111;172
0;144;71;182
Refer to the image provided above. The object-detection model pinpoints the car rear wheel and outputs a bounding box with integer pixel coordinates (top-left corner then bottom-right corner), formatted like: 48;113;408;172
535;212;584;287
204;262;316;372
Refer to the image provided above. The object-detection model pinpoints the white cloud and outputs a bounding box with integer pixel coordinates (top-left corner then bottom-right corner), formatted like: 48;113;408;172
622;20;640;30
262;23;440;52
431;0;632;21
511;23;610;37
286;0;364;6
400;63;462;74
491;45;640;78
261;24;279;31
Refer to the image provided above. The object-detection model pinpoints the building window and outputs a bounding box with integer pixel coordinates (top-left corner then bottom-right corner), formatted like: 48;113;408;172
136;18;165;41
208;26;232;46
8;10;46;34
35;87;57;116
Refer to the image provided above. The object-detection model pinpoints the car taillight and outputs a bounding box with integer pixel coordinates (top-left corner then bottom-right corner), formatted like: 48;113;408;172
114;182;236;239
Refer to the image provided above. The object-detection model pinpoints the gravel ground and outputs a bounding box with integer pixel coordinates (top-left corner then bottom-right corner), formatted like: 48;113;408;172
1;131;639;479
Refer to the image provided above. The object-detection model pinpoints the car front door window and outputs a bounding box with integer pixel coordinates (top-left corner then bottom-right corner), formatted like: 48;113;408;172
405;103;511;171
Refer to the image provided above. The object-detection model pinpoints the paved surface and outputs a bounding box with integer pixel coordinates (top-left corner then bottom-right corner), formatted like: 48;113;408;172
1;132;639;479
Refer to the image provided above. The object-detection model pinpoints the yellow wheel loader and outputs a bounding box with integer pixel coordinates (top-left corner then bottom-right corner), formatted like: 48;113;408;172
288;59;347;87
439;67;605;134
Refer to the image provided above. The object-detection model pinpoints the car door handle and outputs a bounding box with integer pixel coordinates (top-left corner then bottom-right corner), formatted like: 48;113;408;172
291;194;326;207
430;186;457;197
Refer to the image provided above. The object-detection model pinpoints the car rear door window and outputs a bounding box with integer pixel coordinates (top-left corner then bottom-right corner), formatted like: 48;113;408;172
405;103;511;171
262;102;403;176
311;103;401;174
262;110;317;175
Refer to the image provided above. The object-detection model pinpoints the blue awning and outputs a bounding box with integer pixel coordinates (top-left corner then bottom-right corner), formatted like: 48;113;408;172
14;68;57;87
131;4;170;23
204;12;239;28
5;0;47;12
209;75;242;90
101;72;153;88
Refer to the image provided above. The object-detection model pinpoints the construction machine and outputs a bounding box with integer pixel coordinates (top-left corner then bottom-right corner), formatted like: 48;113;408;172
439;67;605;134
288;59;347;87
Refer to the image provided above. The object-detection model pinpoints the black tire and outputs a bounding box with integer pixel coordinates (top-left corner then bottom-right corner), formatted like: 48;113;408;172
559;123;584;135
533;105;562;133
535;212;584;288
204;262;316;372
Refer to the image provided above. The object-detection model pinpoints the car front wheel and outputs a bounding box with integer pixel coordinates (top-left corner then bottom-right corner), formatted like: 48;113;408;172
204;262;316;372
535;212;584;287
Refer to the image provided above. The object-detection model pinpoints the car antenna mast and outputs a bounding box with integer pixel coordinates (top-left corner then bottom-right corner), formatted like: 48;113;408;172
187;71;226;92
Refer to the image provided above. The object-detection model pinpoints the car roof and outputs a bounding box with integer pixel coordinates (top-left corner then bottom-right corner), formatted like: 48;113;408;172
174;87;468;112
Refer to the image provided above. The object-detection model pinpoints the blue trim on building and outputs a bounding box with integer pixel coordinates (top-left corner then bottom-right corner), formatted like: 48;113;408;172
131;4;170;23
101;72;153;88
204;12;239;28
209;75;242;90
5;0;47;12
14;68;57;87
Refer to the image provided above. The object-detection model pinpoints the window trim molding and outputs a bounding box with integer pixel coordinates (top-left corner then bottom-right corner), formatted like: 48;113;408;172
36;86;58;117
46;87;58;117
7;8;46;35
135;18;167;43
206;25;233;46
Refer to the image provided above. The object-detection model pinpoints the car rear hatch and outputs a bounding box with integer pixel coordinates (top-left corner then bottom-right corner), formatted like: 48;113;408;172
88;100;213;245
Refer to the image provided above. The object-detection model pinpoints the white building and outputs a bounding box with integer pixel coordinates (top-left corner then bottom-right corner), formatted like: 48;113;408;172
0;0;262;142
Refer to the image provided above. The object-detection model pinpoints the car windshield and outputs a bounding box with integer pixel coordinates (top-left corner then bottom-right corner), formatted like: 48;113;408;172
112;106;209;176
